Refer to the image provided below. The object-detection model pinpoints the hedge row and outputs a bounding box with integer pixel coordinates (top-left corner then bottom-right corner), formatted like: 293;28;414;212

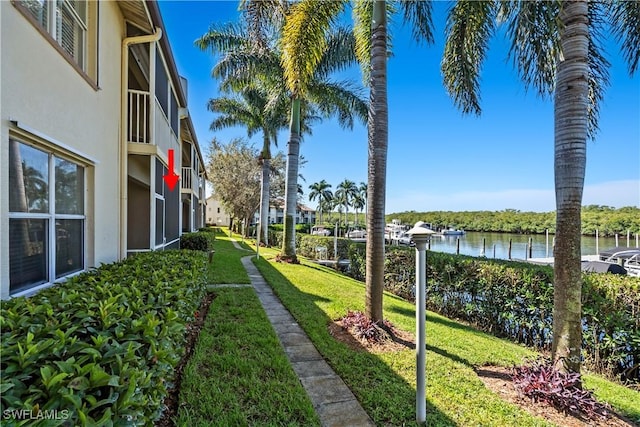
0;250;208;426
379;248;640;383
180;230;215;251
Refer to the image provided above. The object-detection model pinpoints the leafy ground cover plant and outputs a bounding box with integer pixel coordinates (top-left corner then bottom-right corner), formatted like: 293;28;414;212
512;358;611;421
339;310;397;343
0;251;208;426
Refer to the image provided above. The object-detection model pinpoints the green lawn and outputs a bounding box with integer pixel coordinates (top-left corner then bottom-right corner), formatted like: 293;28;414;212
178;229;318;426
185;230;639;426
206;228;251;284
176;287;319;426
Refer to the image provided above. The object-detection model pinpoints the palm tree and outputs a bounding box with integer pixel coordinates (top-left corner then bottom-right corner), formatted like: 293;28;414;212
250;0;432;316
357;181;367;225
196;18;322;248
279;3;368;262
335;179;357;227
308;180;333;224
207;86;288;246
354;1;435;323
441;0;639;373
352;191;365;226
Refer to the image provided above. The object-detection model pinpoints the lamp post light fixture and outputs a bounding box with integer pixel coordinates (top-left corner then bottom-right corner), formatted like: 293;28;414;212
407;222;436;424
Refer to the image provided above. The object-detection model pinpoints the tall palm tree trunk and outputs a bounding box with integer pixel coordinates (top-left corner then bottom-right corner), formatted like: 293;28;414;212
259;158;270;245
552;0;589;374
281;98;301;261
259;134;271;245
365;0;388;323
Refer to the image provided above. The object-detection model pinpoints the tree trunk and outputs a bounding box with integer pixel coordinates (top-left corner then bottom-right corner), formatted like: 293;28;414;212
365;0;388;323
259;133;271;246
552;0;589;374
281;98;301;261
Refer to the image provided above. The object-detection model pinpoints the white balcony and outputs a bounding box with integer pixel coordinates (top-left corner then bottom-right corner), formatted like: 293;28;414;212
127;90;149;144
181;167;197;191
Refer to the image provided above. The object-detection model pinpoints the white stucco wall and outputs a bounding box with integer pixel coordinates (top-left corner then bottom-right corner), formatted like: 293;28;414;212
0;2;126;298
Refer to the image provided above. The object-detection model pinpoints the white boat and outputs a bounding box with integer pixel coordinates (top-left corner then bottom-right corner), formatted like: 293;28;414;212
441;227;465;236
346;228;366;239
599;247;640;277
311;226;331;236
385;219;408;242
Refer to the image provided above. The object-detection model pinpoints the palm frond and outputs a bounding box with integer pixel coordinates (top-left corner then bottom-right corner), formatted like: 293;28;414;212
195;22;250;54
314;27;359;80
586;1;611;139
399;0;435;45
442;0;498;115
502;0;559;97
306;80;368;129
239;0;289;49
353;0;373;82
608;0;640;74
281;0;346;96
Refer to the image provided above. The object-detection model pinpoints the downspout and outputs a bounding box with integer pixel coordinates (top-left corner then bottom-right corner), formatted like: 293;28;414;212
120;27;162;259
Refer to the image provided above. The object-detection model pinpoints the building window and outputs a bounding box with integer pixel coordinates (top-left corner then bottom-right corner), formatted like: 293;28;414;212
8;139;85;294
18;0;87;69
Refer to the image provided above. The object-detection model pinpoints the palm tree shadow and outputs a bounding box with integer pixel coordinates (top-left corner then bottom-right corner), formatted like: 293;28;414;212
252;256;459;426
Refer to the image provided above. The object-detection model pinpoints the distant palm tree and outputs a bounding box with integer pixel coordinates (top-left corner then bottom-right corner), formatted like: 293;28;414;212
357;181;367;224
335;179;358;227
441;0;639;373
352;191;365;226
308;180;333;224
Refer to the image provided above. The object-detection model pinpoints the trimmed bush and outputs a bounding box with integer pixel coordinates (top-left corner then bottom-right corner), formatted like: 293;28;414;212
0;250;208;426
180;231;214;251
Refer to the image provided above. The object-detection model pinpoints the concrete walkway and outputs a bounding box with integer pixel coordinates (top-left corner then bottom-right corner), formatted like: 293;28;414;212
229;239;374;426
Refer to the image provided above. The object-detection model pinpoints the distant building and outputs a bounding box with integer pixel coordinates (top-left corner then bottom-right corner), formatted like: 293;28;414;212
205;196;231;227
255;200;316;225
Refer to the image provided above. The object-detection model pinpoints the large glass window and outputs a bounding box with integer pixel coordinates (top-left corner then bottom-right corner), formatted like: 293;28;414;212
8;139;86;293
18;0;87;69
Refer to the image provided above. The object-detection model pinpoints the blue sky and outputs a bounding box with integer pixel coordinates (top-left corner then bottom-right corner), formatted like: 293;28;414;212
158;0;640;214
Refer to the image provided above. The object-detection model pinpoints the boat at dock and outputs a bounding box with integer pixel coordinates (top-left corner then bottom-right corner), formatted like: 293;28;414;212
598;246;640;277
441;227;465;236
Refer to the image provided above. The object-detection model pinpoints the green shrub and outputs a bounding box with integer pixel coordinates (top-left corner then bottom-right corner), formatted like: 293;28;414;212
0;251;208;426
356;247;640;384
180;232;214;251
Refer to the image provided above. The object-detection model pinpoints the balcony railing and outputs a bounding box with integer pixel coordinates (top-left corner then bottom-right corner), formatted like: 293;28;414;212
127;90;150;144
181;167;197;191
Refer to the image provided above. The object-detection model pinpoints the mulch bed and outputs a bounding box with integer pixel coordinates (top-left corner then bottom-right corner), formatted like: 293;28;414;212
154;292;216;427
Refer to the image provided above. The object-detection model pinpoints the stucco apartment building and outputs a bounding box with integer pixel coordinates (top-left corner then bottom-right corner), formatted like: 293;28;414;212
1;0;207;299
205;196;316;227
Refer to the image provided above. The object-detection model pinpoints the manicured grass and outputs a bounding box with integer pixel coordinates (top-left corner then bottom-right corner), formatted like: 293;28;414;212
177;287;319;426
207;228;251;284
250;245;639;426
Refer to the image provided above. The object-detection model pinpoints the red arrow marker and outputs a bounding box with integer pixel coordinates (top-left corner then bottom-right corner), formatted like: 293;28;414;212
163;149;180;191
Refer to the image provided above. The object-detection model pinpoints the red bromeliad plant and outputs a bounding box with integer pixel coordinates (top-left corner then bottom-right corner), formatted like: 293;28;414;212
512;358;610;421
340;310;396;344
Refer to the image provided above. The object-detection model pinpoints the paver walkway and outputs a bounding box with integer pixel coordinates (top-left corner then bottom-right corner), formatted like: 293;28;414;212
229;239;374;427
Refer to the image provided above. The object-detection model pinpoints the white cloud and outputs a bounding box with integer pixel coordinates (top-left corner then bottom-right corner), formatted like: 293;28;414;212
387;179;640;213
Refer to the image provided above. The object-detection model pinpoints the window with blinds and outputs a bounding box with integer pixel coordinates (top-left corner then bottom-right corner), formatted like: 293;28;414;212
18;0;87;70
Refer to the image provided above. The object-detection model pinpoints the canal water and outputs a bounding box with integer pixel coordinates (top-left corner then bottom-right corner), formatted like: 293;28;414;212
426;231;639;260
